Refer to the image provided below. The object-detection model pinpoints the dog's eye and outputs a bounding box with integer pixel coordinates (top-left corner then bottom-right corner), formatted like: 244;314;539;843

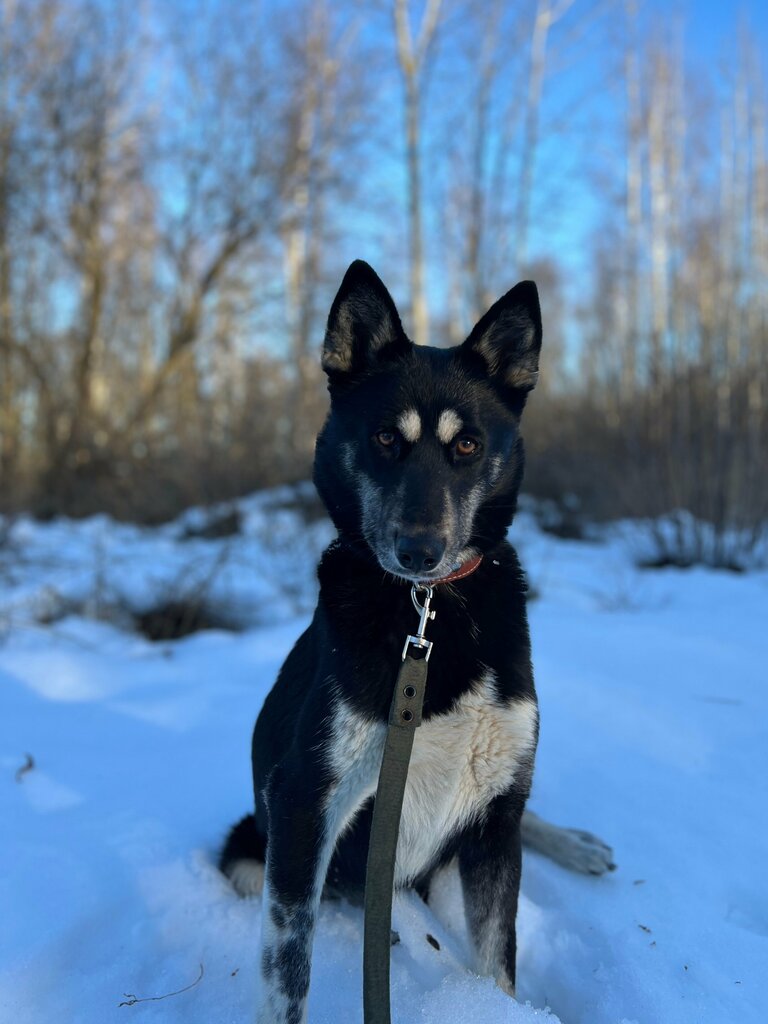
455;437;479;457
375;430;396;448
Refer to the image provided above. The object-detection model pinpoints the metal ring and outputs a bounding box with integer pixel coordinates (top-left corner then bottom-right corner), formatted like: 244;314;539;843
410;584;434;614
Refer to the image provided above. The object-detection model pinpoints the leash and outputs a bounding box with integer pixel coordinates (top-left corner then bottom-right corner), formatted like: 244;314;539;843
363;583;434;1024
362;555;482;1024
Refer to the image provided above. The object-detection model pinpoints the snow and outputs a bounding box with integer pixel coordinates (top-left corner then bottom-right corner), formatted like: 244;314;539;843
1;493;767;1024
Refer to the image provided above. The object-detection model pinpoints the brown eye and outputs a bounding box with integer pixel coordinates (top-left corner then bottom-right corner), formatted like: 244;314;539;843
376;430;396;447
456;437;478;457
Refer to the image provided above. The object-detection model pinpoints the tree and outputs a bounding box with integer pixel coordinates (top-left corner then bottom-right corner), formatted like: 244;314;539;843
393;0;443;345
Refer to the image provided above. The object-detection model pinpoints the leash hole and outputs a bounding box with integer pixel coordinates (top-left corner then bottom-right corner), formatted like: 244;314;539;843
403;685;416;698
401;709;414;722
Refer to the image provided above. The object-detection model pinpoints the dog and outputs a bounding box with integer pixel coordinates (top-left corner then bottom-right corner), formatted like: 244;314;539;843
220;261;614;1024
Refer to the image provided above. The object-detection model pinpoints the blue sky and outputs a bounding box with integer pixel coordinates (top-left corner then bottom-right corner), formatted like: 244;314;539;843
321;0;768;341
675;0;768;59
530;0;767;264
73;0;768;357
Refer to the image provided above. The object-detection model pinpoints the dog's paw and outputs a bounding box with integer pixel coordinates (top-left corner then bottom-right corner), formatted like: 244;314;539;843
549;827;616;875
224;857;265;897
522;811;616;875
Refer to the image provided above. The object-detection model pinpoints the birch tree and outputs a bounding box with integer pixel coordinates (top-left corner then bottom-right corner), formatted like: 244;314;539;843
393;0;443;345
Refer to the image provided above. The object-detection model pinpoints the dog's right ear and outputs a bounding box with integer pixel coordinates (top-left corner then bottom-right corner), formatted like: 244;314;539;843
322;261;410;381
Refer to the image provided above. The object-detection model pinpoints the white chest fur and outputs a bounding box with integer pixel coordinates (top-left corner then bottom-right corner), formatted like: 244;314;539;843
325;671;538;885
396;672;537;882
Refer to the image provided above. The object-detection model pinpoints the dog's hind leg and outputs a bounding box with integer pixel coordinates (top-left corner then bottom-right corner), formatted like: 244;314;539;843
520;809;616;875
458;793;524;998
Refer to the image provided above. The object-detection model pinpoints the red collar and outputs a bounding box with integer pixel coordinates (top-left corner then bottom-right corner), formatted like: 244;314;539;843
432;554;483;585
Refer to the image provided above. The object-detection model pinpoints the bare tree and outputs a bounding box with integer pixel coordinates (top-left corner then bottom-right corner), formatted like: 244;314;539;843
0;0;765;549
278;1;370;463
577;16;768;566
393;0;443;345
514;0;575;270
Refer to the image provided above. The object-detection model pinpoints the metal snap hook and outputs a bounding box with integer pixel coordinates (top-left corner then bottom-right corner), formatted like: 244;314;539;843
402;584;437;661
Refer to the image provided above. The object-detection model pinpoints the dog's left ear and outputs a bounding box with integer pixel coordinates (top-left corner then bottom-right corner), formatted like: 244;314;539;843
461;281;542;394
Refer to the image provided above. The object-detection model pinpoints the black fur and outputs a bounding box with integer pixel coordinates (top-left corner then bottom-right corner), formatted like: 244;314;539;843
220;260;543;1023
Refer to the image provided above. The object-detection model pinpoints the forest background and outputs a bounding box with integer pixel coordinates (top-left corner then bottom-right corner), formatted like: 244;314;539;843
1;0;766;570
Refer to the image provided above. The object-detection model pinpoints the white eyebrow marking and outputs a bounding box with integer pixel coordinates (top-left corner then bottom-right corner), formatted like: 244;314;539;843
436;408;463;444
397;408;422;443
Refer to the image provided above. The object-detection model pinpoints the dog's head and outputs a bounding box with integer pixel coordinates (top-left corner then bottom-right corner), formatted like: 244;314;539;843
313;260;541;582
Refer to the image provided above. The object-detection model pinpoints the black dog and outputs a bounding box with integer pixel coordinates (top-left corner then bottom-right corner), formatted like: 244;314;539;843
221;261;613;1023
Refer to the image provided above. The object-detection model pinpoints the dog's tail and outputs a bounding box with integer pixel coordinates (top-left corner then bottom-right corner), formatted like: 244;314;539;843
219;813;267;897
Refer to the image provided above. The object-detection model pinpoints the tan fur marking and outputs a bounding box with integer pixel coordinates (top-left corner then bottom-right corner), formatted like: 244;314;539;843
436;408;463;444
397;408;422;443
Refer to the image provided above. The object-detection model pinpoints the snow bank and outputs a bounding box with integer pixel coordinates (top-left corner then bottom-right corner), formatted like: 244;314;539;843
1;495;766;1022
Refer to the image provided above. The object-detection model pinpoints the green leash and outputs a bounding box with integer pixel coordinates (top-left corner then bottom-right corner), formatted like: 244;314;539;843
363;584;435;1024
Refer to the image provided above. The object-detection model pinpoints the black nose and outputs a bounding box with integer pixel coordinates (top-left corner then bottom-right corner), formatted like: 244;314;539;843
395;532;446;574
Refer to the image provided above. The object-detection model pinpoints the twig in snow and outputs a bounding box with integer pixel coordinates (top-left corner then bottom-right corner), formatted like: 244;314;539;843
14;753;35;783
118;963;204;1007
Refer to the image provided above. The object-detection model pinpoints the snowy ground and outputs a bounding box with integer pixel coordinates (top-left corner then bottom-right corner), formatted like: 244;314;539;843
1;492;766;1024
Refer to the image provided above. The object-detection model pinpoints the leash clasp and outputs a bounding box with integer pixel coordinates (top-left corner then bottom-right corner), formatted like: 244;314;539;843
401;584;435;661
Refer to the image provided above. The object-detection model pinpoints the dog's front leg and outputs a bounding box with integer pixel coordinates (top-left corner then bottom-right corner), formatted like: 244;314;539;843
458;792;525;998
256;758;339;1024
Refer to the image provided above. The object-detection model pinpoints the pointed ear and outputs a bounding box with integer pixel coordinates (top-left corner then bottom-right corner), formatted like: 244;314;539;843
322;261;410;380
462;281;542;393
